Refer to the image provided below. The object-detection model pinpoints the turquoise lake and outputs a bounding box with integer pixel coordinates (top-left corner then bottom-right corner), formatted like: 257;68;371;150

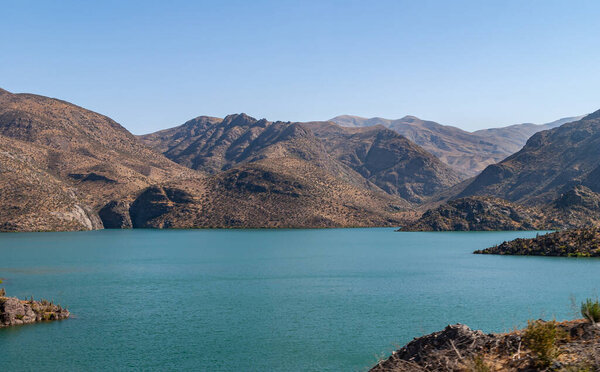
1;228;598;371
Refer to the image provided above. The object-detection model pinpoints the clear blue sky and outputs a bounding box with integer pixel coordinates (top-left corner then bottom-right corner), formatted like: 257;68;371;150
2;0;599;134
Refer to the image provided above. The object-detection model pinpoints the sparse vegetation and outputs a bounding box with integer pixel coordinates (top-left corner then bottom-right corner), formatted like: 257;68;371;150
475;228;600;256
524;320;562;368
581;298;600;323
465;354;491;372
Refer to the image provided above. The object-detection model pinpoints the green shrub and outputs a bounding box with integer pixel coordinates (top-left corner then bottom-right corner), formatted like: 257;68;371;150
524;320;561;368
466;354;491;372
581;298;600;323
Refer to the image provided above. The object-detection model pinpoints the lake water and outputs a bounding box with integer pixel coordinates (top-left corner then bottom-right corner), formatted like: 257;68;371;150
1;229;598;371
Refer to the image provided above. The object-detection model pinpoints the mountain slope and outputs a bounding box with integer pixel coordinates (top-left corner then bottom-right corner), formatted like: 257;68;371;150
330;114;582;177
0;88;198;210
458;111;600;205
0;88;414;230
0;88;201;231
301;121;461;203
123;158;411;228
140;114;461;203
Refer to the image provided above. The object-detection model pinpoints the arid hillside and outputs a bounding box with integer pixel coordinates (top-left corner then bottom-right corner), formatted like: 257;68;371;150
331;114;581;177
0;88;415;231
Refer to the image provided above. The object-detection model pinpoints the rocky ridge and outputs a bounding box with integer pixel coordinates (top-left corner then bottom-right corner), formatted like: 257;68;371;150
457;111;600;205
330;114;582;177
475;228;600;257
403;185;600;231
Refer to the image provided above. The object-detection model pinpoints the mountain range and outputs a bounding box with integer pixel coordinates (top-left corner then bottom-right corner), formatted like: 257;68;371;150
1;88;448;231
330;114;583;177
1;86;596;232
405;112;600;230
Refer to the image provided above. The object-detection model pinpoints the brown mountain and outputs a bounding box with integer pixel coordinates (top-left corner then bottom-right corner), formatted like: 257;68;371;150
300;121;461;203
0;88;414;231
122;158;410;229
139;114;461;203
403;184;600;231
458;111;600;205
0;88;206;231
330;114;582;177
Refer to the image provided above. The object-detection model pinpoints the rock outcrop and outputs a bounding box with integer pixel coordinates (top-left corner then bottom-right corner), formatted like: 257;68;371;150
401;196;545;231
403;186;600;231
475;228;600;256
371;320;600;371
0;294;69;328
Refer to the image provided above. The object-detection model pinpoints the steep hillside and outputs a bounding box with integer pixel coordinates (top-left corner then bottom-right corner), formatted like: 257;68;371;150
458;111;600;205
0;88;208;231
331;114;582;177
401;196;546;231
114;158;411;229
0;135;102;231
302;121;461;203
405;185;600;231
0;88;415;230
0;88;198;210
140;115;461;203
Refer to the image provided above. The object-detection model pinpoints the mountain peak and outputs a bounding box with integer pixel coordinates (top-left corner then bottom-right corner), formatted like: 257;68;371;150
222;113;258;126
399;115;422;122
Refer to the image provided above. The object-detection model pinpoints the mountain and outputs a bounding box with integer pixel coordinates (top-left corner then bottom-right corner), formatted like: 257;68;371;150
471;115;584;152
139;114;461;203
0;88;204;231
458;111;600;205
120;158;410;229
300;121;461;202
405;111;600;231
330;114;582;177
401;196;546;231
0;88;414;231
403;185;600;231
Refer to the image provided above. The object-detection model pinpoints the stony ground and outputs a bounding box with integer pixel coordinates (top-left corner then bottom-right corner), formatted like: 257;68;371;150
370;320;600;372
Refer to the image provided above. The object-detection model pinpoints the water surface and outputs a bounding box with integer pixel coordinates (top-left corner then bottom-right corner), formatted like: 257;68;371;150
1;229;597;371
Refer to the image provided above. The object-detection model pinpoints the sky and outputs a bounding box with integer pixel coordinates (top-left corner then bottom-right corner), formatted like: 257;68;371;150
1;0;599;134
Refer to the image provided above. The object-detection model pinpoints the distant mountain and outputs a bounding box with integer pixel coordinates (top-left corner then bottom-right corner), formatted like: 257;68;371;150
301;121;461;202
457;111;600;205
471;115;584;151
140;114;460;203
330;114;583;177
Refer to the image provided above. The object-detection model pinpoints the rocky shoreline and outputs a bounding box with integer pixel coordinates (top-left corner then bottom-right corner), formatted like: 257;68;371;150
370;319;600;371
0;291;70;328
475;228;600;256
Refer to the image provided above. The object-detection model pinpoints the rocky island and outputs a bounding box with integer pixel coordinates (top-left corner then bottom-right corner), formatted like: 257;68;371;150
0;290;70;328
475;228;600;257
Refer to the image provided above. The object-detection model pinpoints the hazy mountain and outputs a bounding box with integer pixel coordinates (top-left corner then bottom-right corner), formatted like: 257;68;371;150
330;114;583;177
457;111;600;205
